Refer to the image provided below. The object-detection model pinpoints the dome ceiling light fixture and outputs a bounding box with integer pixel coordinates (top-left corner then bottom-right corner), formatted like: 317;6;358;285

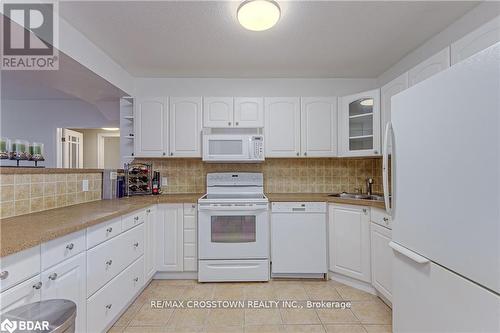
237;0;281;32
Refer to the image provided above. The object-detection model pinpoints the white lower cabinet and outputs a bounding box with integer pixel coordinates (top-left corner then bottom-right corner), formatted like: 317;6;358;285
370;223;393;303
328;204;371;282
0;275;41;313
87;257;144;333
41;253;87;333
183;204;198;272
157;204;184;272
144;206;157;280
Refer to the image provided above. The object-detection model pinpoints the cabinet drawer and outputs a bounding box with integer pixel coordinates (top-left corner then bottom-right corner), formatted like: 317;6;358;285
0;246;40;292
0;275;41;313
121;224;145;268
87;217;122;249
122;210;145;231
184;215;196;229
41;230;85;271
183;203;197;216
183;229;196;243
371;208;392;229
87;234;124;297
126;256;145;297
87;257;143;333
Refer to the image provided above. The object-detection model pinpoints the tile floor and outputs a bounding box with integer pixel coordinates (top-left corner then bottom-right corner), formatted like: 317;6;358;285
108;279;392;333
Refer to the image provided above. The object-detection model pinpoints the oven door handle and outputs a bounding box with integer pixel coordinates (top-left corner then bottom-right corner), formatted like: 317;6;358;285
198;205;268;212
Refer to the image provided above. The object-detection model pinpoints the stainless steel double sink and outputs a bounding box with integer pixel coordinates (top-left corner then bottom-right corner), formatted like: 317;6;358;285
329;192;385;201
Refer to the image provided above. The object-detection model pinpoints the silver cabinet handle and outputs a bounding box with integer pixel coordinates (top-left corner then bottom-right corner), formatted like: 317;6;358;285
296;152;299;156
66;243;74;250
106;227;113;233
235;122;239;126
105;304;112;310
133;277;139;282
106;260;113;266
133;242;139;247
33;282;42;289
191;204;195;209
163;152;166;156
383;217;389;222
374;150;379;154
146;209;151;213
304;152;307;156
362;208;368;214
170;152;174;156
228;122;231;126
0;271;9;280
134;216;139;221
48;273;58;281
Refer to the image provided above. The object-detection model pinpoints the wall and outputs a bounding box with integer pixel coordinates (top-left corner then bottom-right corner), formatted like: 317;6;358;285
133;78;378;97
377;3;500;85
0;99;120;167
70;128;120;169
134;157;382;195
0;171;102;218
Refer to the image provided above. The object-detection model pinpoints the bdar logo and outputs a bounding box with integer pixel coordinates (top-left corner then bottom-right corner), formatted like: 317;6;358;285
0;318;17;333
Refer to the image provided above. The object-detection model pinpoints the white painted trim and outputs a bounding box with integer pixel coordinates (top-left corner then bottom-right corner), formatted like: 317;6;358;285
154;272;198;280
329;271;377;295
97;132;120;169
56;128;63;168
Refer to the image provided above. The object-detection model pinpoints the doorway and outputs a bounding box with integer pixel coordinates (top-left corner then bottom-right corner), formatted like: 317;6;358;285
97;132;121;169
57;128;83;168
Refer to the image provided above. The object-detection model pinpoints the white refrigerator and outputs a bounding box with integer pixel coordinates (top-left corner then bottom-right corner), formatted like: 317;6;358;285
383;43;500;332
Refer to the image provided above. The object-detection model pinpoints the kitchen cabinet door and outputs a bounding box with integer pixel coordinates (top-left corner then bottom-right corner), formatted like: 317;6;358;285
370;223;393;303
408;47;450;87
0;275;41;313
339;89;381;157
381;73;408;151
301;97;338;157
203;97;234;128
157;204;184;272
183;203;198;272
264;97;301;157
169;97;202;157
144;206;157;280
234;97;264;128
134;97;168;157
451;16;500;65
329;204;371;282
41;253;86;333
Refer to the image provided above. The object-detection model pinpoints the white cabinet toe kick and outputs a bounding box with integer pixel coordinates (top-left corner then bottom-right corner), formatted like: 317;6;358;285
198;260;269;282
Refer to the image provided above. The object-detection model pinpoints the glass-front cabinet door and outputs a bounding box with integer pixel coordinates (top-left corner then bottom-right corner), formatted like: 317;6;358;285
339;89;381;157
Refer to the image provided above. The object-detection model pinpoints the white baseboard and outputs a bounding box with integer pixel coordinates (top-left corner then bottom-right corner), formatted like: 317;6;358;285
329;271;377;295
154;271;198;280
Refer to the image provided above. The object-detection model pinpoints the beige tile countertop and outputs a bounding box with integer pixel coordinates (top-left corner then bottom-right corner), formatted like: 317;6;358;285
0;193;203;257
1;192;384;257
266;193;386;209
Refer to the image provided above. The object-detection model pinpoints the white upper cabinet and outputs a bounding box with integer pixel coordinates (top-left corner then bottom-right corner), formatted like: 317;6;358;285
381;72;409;151
409;47;450;87
134;97;168;157
329;204;371;283
264;97;301;157
339;89;381;157
234;97;264;128
451;16;500;65
203;97;234;128
300;97;338;157
169;97;202;157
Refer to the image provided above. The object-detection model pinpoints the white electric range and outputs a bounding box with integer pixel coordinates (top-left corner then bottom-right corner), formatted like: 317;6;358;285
197;172;270;282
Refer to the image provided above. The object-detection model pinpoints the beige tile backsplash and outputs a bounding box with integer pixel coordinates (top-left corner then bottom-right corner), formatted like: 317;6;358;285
136;157;383;195
0;173;102;218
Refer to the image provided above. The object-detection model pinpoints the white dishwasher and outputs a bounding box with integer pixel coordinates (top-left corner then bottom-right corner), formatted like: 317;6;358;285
271;202;327;278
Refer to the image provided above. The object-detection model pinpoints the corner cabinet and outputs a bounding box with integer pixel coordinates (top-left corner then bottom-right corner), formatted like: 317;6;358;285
169;97;202;157
300;97;338;157
134;97;168;157
264;97;301;157
339;89;381;157
329;204;371;283
157;204;184;272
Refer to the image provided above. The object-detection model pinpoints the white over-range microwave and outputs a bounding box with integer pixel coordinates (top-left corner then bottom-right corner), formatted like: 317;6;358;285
202;134;264;162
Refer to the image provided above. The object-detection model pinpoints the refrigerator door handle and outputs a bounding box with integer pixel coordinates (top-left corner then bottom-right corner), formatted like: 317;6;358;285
382;122;393;216
389;241;430;264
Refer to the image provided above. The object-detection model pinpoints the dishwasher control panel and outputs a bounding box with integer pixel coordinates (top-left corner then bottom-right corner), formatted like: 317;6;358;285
271;202;327;213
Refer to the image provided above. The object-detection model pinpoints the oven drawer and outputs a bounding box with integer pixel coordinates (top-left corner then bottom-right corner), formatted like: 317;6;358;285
198;259;269;282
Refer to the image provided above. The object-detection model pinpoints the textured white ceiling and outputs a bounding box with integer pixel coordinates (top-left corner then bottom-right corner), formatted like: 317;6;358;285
60;1;478;78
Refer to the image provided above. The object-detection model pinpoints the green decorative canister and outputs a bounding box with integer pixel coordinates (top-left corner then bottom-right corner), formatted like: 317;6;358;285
29;142;45;161
0;138;9;159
